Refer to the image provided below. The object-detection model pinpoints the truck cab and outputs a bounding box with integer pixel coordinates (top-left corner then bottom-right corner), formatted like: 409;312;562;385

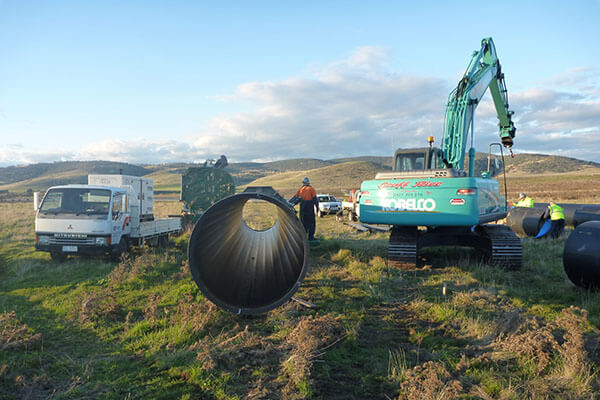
35;185;133;261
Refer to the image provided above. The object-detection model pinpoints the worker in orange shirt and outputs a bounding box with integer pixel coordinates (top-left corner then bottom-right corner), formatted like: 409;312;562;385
290;177;319;241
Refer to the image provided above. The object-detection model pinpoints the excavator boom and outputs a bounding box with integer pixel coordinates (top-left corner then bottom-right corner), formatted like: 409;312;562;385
442;38;516;171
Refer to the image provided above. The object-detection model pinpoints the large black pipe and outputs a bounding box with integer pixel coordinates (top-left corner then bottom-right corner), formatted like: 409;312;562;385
532;203;600;226
563;221;600;289
188;186;309;315
505;207;546;237
573;208;600;228
507;203;600;237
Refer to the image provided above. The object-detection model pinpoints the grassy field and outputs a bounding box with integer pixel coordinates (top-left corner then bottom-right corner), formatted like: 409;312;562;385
2;200;600;399
499;170;600;203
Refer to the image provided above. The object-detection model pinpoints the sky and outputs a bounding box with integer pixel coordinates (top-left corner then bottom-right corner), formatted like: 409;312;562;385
1;0;599;167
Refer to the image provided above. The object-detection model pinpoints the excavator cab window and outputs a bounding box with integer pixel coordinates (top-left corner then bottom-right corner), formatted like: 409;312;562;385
393;147;445;171
429;148;443;169
394;152;426;172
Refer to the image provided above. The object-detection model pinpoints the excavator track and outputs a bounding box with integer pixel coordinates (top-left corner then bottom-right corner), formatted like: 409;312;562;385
387;227;419;269
480;224;522;270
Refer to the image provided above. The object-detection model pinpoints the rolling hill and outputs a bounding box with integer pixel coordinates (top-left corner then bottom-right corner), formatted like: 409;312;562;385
1;153;599;194
244;160;389;198
0;161;150;192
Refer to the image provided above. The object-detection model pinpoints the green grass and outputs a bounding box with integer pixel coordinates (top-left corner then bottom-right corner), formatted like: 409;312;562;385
1;202;600;399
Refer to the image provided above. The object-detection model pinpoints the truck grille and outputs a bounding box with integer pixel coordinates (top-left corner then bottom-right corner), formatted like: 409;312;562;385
49;234;96;245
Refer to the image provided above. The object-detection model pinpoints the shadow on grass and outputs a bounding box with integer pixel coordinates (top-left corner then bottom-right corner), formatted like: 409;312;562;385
0;292;209;399
1;244;186;292
0;256;116;291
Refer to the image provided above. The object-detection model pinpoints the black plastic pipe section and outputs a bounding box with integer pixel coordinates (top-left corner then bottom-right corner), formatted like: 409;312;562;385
505;207;546;237
188;186;309;315
507;203;600;236
531;203;600;226
573;208;600;228
563;221;600;289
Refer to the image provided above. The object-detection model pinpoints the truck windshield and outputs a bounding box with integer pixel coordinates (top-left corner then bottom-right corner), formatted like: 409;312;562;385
395;153;426;171
39;188;111;216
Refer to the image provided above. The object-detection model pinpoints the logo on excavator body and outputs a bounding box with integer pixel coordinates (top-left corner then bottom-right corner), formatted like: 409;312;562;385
378;181;443;189
379;181;410;189
382;198;436;212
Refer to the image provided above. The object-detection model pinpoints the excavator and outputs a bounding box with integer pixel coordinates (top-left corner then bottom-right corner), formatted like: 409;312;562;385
358;37;522;269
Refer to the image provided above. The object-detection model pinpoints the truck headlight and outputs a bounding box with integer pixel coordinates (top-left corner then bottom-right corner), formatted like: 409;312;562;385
37;235;50;245
95;237;108;245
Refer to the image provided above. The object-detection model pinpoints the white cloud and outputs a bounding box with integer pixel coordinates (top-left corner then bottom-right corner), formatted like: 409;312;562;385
2;49;600;166
191;47;447;161
346;46;391;68
473;71;600;162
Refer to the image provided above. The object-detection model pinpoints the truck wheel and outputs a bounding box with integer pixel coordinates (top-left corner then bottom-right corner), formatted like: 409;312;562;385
110;238;127;262
50;252;67;262
317;210;323;218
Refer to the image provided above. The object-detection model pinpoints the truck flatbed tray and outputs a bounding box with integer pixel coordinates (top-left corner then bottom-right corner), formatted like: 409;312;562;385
135;218;182;238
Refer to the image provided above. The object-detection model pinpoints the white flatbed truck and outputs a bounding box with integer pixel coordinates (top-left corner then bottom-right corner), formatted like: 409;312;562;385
340;189;361;221
34;174;181;261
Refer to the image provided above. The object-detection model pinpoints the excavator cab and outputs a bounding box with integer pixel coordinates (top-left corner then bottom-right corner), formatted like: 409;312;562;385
393;147;444;172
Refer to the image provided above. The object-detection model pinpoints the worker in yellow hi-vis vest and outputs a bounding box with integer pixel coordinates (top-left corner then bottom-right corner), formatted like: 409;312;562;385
542;201;565;239
515;192;534;207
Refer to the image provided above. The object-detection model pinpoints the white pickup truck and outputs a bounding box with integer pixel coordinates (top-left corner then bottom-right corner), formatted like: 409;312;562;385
315;194;342;218
34;174;181;261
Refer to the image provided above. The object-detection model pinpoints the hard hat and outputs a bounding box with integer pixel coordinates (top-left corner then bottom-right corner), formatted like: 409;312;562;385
302;177;310;185
519;192;526;199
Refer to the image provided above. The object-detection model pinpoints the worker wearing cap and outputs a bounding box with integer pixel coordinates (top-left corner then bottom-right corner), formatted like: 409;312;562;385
543;201;565;239
515;192;534;208
291;177;319;241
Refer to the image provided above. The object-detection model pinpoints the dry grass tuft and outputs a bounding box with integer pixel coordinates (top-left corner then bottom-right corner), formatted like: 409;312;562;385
175;292;216;332
76;290;123;324
492;306;590;374
283;314;346;394
398;361;463;400
108;253;147;285
172;259;190;280
494;314;558;372
143;293;162;326
0;311;41;351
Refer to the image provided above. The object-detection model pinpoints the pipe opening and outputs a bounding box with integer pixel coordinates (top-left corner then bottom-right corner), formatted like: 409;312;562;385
242;199;279;231
188;187;309;315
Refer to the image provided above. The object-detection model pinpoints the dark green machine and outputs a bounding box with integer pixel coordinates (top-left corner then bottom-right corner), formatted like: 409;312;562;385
180;167;235;219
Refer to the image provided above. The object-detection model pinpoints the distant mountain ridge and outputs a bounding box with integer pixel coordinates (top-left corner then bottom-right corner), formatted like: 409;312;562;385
0;161;149;186
1;153;599;192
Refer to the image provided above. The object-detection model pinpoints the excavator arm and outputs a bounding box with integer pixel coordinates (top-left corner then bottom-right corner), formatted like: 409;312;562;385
441;37;516;171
